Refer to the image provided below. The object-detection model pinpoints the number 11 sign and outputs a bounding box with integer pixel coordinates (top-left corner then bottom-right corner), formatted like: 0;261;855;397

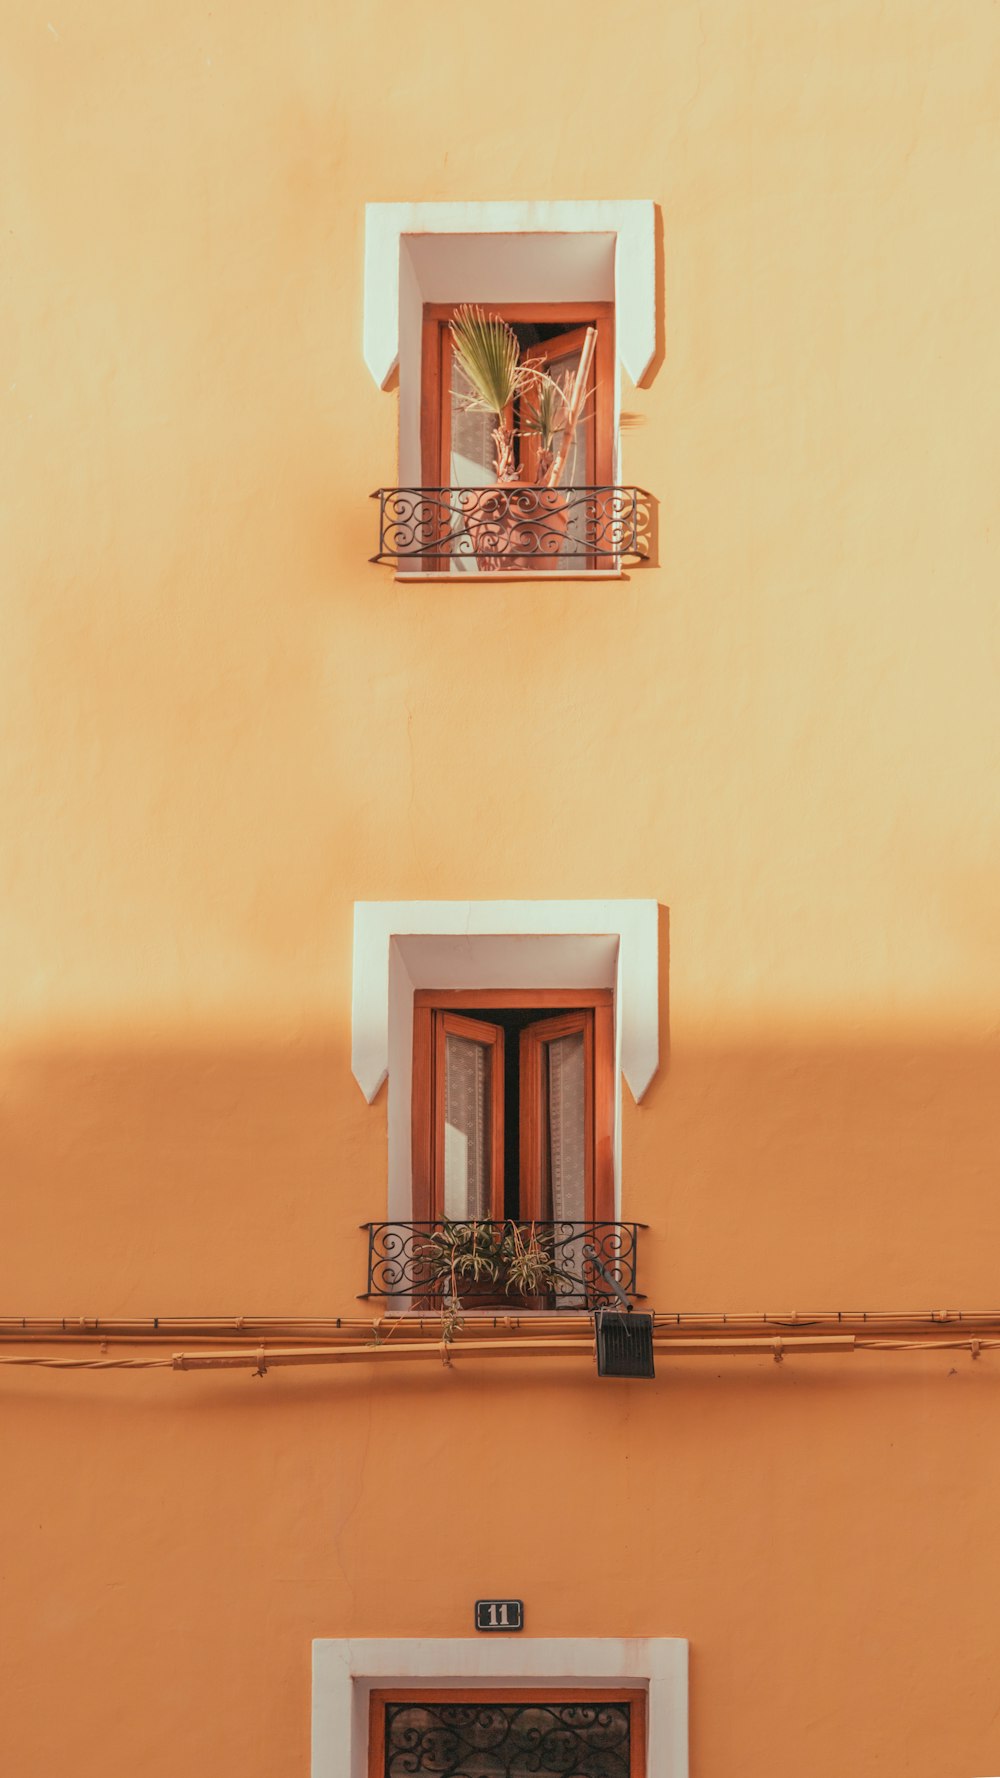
475;1599;524;1632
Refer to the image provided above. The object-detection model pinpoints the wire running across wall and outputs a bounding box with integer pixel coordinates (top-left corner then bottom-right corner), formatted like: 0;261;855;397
3;1308;1000;1376
3;1308;1000;1340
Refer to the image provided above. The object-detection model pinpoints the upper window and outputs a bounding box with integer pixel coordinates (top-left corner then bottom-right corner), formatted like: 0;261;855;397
405;302;619;574
364;203;657;573
421;301;616;490
411;988;614;1225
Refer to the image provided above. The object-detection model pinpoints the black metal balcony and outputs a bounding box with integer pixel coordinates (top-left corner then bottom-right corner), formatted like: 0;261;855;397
362;1220;641;1308
371;486;650;569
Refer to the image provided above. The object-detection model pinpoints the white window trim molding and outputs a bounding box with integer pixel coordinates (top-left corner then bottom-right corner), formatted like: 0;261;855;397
312;1635;688;1778
352;900;658;1221
364;200;657;390
353;900;658;1105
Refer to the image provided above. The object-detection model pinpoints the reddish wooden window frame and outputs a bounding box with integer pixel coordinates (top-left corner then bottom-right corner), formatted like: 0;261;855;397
411;987;615;1224
421;301;616;489
369;1687;647;1778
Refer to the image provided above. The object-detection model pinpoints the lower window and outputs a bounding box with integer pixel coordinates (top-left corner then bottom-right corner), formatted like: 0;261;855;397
370;1688;646;1778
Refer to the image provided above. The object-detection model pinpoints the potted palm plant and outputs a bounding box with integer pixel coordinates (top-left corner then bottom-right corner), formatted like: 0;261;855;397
449;306;596;573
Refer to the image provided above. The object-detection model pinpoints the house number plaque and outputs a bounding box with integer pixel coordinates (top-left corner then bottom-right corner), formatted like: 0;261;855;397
475;1598;523;1632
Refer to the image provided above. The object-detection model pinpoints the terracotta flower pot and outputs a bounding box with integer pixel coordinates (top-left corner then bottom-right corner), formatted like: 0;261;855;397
463;483;569;573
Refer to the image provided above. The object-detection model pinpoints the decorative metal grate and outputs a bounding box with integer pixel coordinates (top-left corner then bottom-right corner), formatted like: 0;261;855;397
382;1699;632;1777
371;486;649;569
362;1220;640;1308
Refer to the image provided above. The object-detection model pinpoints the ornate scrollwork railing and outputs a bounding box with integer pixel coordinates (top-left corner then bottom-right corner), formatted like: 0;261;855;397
379;1697;633;1777
371;486;650;569
362;1220;641;1308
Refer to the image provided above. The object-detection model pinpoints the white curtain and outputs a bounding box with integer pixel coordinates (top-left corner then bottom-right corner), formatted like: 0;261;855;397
444;1033;490;1218
548;1031;586;1220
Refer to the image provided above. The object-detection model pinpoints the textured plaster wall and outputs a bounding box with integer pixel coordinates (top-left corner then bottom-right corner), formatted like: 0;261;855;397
3;4;1000;1777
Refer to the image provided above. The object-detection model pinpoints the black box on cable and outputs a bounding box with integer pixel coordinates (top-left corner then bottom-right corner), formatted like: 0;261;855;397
594;1310;656;1379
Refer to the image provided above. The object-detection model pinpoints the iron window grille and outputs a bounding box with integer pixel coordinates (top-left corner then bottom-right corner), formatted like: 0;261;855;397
378;1697;635;1778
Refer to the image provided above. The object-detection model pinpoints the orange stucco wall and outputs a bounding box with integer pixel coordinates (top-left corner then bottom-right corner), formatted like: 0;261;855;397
4;3;1000;1775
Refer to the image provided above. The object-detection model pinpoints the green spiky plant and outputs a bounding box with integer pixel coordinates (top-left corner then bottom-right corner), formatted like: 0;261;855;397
449;306;523;483
503;1220;559;1296
520;367;574;485
449;305;567;486
422;1219;560;1302
423;1219;505;1293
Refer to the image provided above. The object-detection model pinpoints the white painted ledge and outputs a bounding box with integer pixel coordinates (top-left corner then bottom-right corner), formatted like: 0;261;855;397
364;200;657;389
392;569;629;583
312;1635;688;1778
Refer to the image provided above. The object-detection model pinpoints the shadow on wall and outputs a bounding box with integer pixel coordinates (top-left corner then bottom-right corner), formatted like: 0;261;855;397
638;202;666;390
2;1020;999;1314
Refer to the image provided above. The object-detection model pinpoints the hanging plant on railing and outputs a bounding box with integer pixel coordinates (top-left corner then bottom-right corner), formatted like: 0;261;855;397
419;1219;563;1306
503;1221;561;1297
449;306;597;572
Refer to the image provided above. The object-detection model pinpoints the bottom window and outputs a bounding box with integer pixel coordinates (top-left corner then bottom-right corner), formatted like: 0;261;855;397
370;1689;646;1778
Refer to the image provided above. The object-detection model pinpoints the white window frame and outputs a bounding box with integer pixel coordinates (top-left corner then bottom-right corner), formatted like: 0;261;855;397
352;899;659;1220
363;200;657;491
312;1635;688;1778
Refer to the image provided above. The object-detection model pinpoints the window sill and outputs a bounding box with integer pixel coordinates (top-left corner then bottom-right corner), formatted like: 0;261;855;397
393;568;629;583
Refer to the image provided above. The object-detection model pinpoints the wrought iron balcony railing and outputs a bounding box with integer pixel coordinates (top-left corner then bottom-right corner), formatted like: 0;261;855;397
371;486;650;569
362;1220;641;1309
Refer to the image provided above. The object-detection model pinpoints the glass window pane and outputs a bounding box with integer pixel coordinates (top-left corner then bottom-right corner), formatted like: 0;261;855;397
444;1033;491;1218
545;345;592;490
543;344;594;564
450;399;494;487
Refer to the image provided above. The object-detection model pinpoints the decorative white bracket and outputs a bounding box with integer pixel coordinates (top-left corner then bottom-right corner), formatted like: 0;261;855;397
363;200;657;389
